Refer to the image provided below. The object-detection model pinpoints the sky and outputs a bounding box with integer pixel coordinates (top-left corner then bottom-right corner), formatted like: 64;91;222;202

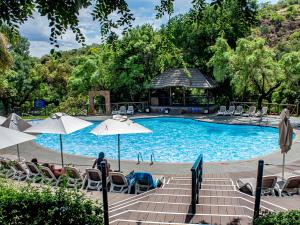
19;0;279;57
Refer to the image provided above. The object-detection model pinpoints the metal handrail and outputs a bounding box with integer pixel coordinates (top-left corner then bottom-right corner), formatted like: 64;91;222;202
150;152;155;165
137;152;143;164
191;154;203;214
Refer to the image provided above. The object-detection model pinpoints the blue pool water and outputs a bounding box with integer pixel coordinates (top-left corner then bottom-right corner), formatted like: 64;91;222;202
33;117;280;163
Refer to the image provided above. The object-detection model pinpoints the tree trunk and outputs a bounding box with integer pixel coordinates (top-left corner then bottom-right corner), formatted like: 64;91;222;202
257;95;263;110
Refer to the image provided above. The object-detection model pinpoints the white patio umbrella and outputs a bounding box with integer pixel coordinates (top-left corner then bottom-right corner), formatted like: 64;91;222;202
91;116;152;171
25;112;92;167
0;126;35;150
0;116;6;125
278;109;293;180
1;113;32;160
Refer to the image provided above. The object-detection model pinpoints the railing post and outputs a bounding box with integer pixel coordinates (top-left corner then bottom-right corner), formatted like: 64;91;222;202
191;169;196;214
253;160;264;221
101;162;109;225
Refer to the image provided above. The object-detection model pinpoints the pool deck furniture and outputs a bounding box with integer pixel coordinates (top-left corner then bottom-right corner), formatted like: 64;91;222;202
25;161;43;182
127;106;134;115
236;175;277;196
40;166;60;186
243;106;256;117
110;172;129;193
217;106;226;116
274;173;300;197
234;105;243;116
224;106;235;116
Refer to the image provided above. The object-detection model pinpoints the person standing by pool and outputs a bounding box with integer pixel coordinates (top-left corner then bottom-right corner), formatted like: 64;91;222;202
92;152;111;176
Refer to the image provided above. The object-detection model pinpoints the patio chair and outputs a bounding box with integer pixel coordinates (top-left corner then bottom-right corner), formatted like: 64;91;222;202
25;162;43;182
64;166;83;188
217;106;226;116
10;161;28;181
234;106;243;116
275;175;300;197
256;107;268;117
0;159;14;178
119;106;127;115
243;106;256;117
127;106;134;115
110;172;129;193
83;169;103;191
40;166;60;186
224;106;235;116
236;175;277;196
134;172;156;194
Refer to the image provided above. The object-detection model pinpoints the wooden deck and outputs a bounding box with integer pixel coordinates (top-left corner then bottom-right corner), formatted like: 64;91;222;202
105;171;298;225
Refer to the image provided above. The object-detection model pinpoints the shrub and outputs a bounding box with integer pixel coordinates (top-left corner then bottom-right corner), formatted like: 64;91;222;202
254;210;300;225
0;178;103;225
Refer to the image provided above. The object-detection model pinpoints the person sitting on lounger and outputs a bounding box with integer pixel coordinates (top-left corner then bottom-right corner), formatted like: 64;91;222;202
42;163;65;178
31;158;39;165
92;152;111;176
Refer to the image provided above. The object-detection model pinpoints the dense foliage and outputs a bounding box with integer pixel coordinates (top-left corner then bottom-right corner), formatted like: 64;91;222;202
0;0;299;114
254;210;300;225
0;178;103;225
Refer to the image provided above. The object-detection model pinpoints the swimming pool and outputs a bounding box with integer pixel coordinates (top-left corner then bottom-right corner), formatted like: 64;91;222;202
33;117;280;163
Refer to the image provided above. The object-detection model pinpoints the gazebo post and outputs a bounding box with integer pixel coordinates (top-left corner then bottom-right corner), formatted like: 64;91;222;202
169;87;172;106
183;88;186;106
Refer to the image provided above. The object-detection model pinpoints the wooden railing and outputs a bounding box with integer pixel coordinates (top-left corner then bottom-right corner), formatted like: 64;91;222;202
191;154;203;214
230;101;299;116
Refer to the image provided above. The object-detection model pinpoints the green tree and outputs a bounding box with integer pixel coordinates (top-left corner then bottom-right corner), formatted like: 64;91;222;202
208;37;285;109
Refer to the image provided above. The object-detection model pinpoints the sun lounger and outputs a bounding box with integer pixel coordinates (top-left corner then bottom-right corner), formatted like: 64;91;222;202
64;166;83;188
236;175;277;196
119;106;127;115
217;106;226;116
0;159;14;178
134;172;156;194
110;172;129;193
243;106;256;117
256;107;268;117
275;174;300;197
10;161;27;181
127;106;134;115
234;106;243;116
83;169;103;191
25;162;43;182
224;106;235;116
40;166;60;186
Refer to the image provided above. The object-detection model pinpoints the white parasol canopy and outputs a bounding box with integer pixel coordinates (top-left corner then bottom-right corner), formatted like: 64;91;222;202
1;113;32;160
91;115;152;171
0;126;35;150
25;112;92;167
0;116;6;125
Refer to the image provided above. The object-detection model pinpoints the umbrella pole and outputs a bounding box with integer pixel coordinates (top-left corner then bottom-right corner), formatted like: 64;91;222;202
17;144;20;161
282;153;285;180
118;134;120;172
60;134;64;168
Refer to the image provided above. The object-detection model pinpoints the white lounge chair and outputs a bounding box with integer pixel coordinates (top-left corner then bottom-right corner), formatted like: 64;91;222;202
236;175;277;196
256;107;268;117
217;106;226;116
110;172;129;193
83;169;103;191
243;106;256;117
40;166;60;186
64;166;83;188
11;161;27;181
127;106;134;115
234;106;243;116
275;175;300;197
224;106;235;116
119;106;127;115
0;159;14;178
25;162;43;182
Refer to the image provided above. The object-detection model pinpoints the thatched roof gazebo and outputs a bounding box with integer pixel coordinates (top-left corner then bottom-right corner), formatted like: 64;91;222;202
149;68;217;108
